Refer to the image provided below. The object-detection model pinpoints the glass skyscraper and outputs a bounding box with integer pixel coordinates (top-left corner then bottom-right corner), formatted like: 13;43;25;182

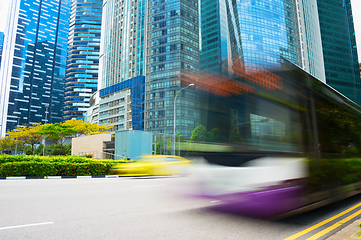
63;0;103;120
146;0;200;138
0;0;71;137
317;0;361;105
100;0;200;138
0;32;4;67
237;0;325;81
200;0;326;82
200;0;243;74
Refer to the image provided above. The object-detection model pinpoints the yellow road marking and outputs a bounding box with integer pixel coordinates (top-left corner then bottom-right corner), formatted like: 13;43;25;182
284;202;361;240
306;208;361;240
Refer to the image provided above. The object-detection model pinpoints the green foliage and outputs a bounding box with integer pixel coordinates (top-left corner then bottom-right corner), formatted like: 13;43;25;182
155;138;172;154
176;132;186;142
190;125;207;142
208;128;222;142
6;123;43;155
230;130;244;143
316;107;361;154
0;137;16;152
307;158;361;193
51;143;71;156
358;222;361;237
0;154;128;177
40;123;76;155
0;119;111;155
24;143;71;156
190;125;232;143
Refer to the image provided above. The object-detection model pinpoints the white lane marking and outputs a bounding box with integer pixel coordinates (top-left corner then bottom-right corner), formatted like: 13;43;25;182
131;184;166;188
6;177;26;180
0;222;54;230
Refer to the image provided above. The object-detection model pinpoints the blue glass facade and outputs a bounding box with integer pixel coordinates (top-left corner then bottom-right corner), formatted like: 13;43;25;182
145;0;200;138
0;32;4;68
100;0;200;138
63;0;102;120
100;0;147;87
200;0;326;82
0;0;71;136
317;0;361;105
200;0;243;74
237;0;301;70
99;76;145;130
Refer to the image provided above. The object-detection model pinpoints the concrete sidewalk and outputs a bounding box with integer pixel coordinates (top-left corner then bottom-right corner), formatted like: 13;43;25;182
327;218;361;240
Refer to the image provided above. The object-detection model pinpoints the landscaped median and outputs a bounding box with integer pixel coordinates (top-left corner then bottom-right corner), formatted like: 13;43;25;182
0;154;128;177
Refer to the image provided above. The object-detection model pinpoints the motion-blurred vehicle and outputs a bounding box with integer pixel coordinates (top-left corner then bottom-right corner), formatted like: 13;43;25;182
111;155;191;176
179;60;361;219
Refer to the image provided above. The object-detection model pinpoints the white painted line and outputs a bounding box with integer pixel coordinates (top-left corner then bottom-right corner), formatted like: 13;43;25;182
46;176;61;179
105;175;119;178
7;177;26;180
132;184;167;188
76;176;91;178
0;222;54;230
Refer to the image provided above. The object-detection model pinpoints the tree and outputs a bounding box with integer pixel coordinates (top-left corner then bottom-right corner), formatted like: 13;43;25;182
207;128;222;142
0;137;16;153
156;138;172;155
230;130;244;143
51;143;72;155
6;123;42;154
176;132;186;142
40;123;77;154
0;119;113;156
190;125;207;142
63;119;113;137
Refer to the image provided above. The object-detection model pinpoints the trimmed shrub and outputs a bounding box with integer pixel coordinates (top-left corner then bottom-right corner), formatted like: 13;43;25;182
0;154;127;177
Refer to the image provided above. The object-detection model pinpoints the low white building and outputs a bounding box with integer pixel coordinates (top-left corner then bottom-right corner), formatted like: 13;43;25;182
86;88;132;133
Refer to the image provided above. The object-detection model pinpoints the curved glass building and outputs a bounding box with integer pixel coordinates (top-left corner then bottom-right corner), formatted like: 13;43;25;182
200;0;243;74
236;0;325;81
63;0;103;120
200;0;326;82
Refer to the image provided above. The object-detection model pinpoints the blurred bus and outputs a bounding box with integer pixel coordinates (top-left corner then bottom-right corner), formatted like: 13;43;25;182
180;60;361;219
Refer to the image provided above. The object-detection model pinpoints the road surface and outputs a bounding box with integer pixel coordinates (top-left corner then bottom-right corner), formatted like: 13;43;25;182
1;177;361;239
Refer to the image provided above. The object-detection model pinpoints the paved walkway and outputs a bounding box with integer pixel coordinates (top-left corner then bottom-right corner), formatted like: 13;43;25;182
327;218;361;240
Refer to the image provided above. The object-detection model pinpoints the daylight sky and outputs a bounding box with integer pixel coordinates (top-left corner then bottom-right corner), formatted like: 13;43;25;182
0;0;361;62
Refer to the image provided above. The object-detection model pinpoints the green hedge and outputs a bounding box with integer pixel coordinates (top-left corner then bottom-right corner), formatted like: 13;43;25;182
0;154;128;164
0;154;127;177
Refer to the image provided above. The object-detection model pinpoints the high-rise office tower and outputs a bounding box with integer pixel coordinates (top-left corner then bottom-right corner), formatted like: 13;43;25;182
0;32;4;67
0;0;71;137
100;0;200;138
199;0;243;74
63;0;103;120
317;0;361;105
201;0;326;82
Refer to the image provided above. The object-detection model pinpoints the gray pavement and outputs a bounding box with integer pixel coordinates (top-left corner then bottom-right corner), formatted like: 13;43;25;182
326;218;361;240
0;177;360;240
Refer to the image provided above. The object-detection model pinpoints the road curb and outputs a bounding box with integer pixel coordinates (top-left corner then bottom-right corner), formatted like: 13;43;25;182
0;175;120;180
326;218;361;240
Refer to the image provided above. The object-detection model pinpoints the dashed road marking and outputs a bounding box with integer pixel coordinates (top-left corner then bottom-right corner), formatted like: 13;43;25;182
0;222;54;230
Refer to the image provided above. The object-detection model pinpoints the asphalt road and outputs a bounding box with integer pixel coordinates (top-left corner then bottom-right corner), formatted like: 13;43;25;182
1;177;361;240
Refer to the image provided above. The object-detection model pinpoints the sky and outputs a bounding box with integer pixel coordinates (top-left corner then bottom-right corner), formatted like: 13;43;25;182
0;0;360;62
